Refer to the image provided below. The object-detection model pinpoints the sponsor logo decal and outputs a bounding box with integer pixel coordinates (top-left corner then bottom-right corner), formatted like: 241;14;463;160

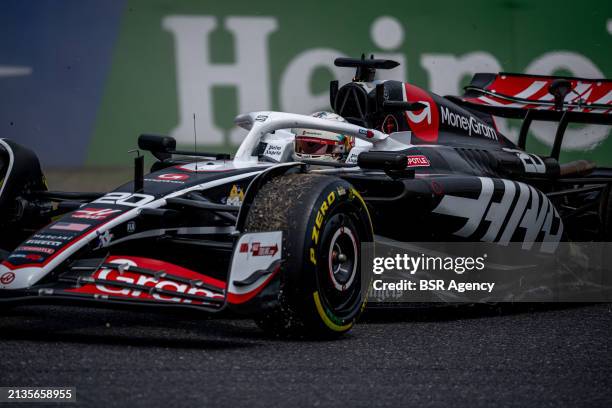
127;221;136;233
432;177;563;252
250;242;279;256
356;128;376;139
407;102;431;125
18;246;55;255
407;155;430;167
68;257;225;305
255;114;269;122
440;106;498;141
158;173;189;181
24;239;63;247
32;234;72;241
404;83;439;142
382;114;398;133
225;184;245;207
263;143;284;159
345;149;362;165
8;253;44;262
50;222;90;232
145;173;190;183
238;241;278;256
73;208;121;220
1;272;15;284
94;230;114;249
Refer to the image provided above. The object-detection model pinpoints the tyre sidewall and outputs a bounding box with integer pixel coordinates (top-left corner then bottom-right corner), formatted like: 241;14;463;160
282;177;372;335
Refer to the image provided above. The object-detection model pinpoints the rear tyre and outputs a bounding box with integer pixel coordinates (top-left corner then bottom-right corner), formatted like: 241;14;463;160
0;139;48;247
244;174;373;338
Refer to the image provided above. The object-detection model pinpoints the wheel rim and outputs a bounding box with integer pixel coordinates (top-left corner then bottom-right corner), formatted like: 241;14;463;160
315;210;364;321
327;226;358;291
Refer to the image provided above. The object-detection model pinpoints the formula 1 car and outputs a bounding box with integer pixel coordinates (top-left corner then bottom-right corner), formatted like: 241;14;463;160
0;56;611;337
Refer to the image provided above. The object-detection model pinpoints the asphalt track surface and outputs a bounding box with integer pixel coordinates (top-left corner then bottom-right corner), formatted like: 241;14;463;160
0;303;611;408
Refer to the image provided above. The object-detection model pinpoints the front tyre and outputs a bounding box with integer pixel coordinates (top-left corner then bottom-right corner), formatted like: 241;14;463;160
244;174;373;338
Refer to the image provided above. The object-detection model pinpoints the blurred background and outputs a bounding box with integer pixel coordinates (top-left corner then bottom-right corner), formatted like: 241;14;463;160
0;0;610;190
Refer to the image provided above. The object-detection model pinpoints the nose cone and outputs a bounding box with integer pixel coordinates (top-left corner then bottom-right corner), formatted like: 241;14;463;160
0;263;46;290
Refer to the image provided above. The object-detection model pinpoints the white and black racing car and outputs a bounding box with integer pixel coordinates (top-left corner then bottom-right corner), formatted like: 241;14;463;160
1;56;611;337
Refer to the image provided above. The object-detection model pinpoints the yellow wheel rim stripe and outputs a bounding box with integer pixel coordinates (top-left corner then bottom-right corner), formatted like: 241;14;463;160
313;291;352;332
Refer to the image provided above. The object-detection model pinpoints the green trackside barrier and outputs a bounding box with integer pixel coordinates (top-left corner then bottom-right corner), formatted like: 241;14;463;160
87;0;612;166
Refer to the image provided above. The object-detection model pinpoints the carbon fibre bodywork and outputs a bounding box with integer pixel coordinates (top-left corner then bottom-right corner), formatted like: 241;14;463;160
0;59;610;320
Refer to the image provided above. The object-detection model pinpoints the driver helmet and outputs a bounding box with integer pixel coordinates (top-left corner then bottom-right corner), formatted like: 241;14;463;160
292;111;355;162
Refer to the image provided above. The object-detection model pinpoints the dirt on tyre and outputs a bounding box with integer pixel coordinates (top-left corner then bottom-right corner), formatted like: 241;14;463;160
244;173;373;338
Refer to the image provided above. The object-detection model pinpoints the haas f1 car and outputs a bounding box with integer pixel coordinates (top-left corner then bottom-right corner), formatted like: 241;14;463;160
0;56;611;337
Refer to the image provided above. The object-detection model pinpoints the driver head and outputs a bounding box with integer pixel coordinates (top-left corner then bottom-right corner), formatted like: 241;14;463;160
292;112;355;163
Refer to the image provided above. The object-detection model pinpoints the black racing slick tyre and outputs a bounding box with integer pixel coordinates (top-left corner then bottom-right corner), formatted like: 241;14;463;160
244;174;373;338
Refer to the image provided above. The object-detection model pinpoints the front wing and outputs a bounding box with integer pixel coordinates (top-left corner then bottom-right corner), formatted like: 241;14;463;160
0;231;283;315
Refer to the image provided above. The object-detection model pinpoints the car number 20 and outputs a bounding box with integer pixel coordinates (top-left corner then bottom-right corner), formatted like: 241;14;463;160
93;192;155;207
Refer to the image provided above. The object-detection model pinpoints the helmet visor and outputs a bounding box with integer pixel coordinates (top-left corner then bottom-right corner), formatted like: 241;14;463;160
294;137;343;156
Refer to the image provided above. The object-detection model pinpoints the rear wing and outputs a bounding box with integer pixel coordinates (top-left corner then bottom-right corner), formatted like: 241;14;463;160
449;72;612;158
